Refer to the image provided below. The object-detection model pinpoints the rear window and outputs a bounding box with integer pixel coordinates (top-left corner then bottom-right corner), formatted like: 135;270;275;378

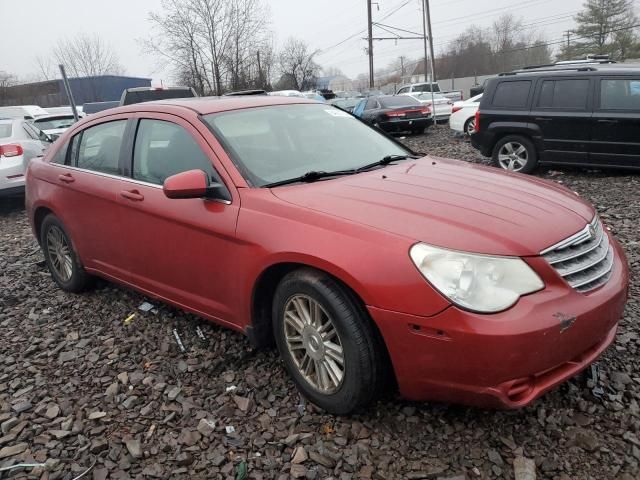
413;84;440;93
0;124;12;138
379;96;421;108
492;81;532;108
121;88;195;106
537;79;589;109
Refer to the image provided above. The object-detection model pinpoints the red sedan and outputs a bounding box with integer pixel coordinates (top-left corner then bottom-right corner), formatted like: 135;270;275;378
26;96;628;414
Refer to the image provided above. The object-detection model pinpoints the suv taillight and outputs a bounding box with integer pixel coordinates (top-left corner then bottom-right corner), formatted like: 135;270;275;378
0;144;23;158
474;110;480;133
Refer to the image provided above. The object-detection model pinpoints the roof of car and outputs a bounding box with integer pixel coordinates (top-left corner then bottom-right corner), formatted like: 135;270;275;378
502;62;640;77
98;95;318;117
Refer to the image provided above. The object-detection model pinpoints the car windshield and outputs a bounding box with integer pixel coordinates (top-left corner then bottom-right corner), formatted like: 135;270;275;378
204;104;410;187
0;123;12;138
379;96;421;108
34;117;75;130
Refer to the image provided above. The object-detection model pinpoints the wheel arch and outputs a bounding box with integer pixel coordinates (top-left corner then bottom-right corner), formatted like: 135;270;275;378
248;261;394;382
33;205;55;244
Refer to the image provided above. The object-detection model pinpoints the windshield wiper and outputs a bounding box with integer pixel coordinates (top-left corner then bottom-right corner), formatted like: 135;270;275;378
264;169;357;187
355;154;420;173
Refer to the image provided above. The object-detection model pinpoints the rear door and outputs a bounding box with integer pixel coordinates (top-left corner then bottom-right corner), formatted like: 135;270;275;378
116;114;242;325
529;76;593;164
44;116;132;277
591;76;640;167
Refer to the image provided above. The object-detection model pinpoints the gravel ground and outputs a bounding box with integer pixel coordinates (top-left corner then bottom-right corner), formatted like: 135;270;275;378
0;127;639;480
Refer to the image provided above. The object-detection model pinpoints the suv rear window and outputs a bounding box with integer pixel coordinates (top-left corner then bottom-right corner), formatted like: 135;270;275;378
492;81;531;108
537;79;589;109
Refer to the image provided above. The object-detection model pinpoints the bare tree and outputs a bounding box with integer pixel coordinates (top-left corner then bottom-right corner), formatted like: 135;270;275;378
145;0;272;94
0;71;17;105
52;34;123;78
278;38;319;91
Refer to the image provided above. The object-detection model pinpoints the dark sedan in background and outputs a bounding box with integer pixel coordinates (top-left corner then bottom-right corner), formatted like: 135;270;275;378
352;95;431;134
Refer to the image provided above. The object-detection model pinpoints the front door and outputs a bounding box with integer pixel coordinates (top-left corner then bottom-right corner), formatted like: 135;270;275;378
116;115;242;327
529;77;593;164
591;76;640;168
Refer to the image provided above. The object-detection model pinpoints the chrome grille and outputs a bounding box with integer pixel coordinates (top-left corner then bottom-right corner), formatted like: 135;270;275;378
541;217;613;293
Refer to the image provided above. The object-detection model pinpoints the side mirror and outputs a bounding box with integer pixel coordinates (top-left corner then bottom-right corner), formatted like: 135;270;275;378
163;169;230;201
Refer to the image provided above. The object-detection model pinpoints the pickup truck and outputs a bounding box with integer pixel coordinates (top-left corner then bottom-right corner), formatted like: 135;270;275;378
396;82;463;102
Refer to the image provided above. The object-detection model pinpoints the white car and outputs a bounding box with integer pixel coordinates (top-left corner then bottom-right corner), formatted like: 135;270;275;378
408;92;453;122
32;114;82;140
268;90;305;97
0;119;50;197
44;106;85;116
449;93;483;136
0;105;49;120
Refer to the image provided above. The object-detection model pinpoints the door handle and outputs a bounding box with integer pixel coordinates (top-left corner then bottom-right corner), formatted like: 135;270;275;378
534;117;552;121
120;189;144;201
597;119;618;123
58;173;75;183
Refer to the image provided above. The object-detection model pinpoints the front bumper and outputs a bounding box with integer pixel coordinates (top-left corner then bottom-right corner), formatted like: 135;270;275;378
370;237;629;408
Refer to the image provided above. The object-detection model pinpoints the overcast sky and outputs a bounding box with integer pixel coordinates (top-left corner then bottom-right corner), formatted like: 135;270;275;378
1;0;587;84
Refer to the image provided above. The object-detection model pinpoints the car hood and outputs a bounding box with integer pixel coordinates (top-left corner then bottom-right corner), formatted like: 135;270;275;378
270;156;595;256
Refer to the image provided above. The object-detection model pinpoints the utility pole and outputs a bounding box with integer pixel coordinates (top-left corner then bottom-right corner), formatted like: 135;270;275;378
58;64;78;122
256;50;263;88
425;0;436;82
367;0;374;88
421;1;429;84
563;30;572;50
400;56;405;78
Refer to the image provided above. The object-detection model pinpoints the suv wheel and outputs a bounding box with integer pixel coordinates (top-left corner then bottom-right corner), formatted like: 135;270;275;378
272;268;382;414
492;135;538;174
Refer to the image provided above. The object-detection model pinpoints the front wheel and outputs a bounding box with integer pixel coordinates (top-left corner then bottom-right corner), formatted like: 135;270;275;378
40;214;93;292
491;135;538;174
272;268;382;414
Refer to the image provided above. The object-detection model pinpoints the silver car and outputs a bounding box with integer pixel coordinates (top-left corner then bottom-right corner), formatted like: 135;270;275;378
0;119;50;197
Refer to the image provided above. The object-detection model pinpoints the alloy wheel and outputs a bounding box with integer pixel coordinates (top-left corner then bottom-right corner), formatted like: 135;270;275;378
466;118;476;135
498;141;528;171
46;225;73;282
283;294;345;393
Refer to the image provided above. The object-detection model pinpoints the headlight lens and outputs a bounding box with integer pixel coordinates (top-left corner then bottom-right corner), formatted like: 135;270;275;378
409;243;544;313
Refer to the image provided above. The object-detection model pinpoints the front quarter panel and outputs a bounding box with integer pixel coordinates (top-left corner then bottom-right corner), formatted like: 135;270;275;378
236;188;452;322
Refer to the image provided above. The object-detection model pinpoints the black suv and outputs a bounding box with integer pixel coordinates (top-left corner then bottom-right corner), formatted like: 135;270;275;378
471;61;640;173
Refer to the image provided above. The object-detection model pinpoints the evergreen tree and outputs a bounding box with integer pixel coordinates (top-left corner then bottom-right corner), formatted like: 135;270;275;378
559;0;640;61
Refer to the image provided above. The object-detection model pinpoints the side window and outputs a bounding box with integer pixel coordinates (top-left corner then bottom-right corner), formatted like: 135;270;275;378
537;79;589;109
77;120;126;175
492;80;531;108
50;141;69;165
600;79;640;110
353;100;366;117
365;98;378;110
132;119;219;185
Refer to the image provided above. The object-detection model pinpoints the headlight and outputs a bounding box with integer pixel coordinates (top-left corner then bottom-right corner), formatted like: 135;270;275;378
409;243;544;313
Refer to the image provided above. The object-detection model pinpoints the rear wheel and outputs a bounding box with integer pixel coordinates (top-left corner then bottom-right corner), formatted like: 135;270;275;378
40;214;93;292
272;268;382;414
491;135;538;174
464;117;476;136
412;126;426;135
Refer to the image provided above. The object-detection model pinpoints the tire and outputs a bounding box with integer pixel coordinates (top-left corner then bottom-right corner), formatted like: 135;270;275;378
40;214;93;292
464;117;476;136
411;126;426;135
491;135;538;174
272;268;382;414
